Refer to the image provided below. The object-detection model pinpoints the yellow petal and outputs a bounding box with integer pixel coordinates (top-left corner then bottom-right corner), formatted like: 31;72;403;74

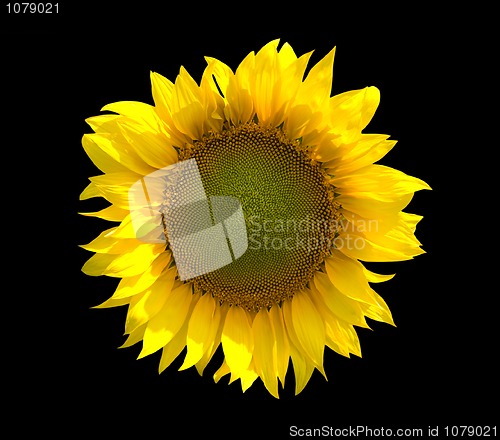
199;63;225;131
249;40;313;127
252;308;279;398
337;192;414;220
328;86;380;144
297;47;336;110
80;228;136;253
312;271;369;328
85;114;120;133
170;67;206;140
119;324;146;348
101;100;179;160
150;72;174;119
180;293;219;370
150;71;190;148
109;109;178;172
268;305;290;387
289;343;315;396
324;314;362;358
88;171;142;209
105;245;166;277
327;134;395;173
79;205;128;222
324;319;352;357
324;252;380;307
125;128;177;169
138;282;193;358
195;302;228;376
117;118;178;169
277;41;298;67
82;133;155;176
339;231;425;262
223;361;260;390
401;212;423;231
312;279;389;359
362;266;395;283
238;361;259;393
283;297;324;375
285;105;324;143
308;284;366;355
337;210;425;262
284;49;313;88
251;40;281;124
332;165;431;201
282;299;301;356
79;181;100;201
290;290;325;371
112;251;172;299
229;52;255;124
336;320;362;357
204;56;232;98
158;293;199;373
359;289;395;326
221;306;253;376
323;330;348;357
82;243;164;278
213;361;231;383
102;101;157;122
81;134;128;174
158;328;187;373
81;252;116;276
124;268;177;334
92;295;131;309
109;214;138;239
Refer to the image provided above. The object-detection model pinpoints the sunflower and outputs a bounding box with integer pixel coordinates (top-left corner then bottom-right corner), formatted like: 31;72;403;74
80;39;430;397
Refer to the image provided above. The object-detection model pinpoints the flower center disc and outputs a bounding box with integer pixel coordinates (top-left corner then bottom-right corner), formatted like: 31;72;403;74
182;123;337;311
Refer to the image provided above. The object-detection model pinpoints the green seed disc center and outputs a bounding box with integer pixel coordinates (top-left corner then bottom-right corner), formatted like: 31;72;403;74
183;123;337;311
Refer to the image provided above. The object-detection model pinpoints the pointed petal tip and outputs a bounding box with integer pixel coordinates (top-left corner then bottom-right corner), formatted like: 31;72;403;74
420;179;432;190
317;364;328;381
266;387;280;399
137;347;153;360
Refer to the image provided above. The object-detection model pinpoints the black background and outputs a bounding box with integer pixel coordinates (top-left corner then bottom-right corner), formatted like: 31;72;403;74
3;3;495;437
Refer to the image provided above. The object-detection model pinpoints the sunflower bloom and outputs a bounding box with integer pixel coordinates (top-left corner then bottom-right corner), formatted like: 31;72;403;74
80;40;430;397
